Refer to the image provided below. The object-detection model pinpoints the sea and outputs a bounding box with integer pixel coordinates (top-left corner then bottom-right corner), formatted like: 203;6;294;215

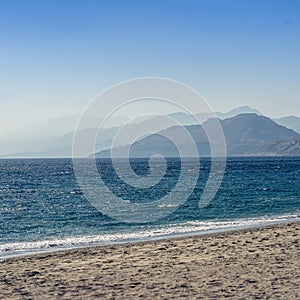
0;157;299;259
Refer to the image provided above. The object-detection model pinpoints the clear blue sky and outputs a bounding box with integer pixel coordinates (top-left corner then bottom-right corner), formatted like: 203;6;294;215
0;0;299;134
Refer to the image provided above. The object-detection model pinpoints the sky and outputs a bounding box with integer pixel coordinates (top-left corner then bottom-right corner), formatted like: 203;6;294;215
0;0;300;135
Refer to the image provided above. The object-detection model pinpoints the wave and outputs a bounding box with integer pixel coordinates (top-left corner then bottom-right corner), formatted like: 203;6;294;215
1;212;299;259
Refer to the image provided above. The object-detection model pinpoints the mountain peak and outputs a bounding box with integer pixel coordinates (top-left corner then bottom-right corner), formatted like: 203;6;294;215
225;105;261;117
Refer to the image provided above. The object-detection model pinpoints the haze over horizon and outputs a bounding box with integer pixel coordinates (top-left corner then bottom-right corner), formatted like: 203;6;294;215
0;104;296;139
1;0;300;135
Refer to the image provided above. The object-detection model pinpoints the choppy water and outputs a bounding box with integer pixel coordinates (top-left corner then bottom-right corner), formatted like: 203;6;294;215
0;157;299;258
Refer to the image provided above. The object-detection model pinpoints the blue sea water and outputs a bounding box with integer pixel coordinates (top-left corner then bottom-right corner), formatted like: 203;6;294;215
0;157;299;258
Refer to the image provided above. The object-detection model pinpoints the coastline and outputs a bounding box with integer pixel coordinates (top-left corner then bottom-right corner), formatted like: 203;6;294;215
1;214;299;260
0;221;299;299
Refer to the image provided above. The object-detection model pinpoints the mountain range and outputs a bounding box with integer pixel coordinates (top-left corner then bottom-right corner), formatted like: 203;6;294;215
0;106;299;157
96;113;300;157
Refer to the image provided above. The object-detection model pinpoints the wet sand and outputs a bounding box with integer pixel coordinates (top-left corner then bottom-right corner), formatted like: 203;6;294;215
0;222;299;299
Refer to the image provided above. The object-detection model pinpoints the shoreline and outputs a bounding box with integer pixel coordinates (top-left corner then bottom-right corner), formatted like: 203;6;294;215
1;215;300;260
0;221;299;299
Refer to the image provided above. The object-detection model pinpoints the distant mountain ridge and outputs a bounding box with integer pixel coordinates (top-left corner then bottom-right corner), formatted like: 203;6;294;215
1;106;299;157
167;105;261;125
96;114;300;157
217;105;262;119
274;116;300;134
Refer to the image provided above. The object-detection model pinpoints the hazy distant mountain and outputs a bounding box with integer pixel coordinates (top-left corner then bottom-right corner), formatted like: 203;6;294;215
168;105;262;125
0;114;131;142
0;115;129;157
167;112;201;125
0;127;122;158
0;113;211;157
0;115;79;141
273;116;300;134
0;115;178;157
219;113;298;144
217;105;261;119
218;114;299;155
1;106;298;158
96;114;300;157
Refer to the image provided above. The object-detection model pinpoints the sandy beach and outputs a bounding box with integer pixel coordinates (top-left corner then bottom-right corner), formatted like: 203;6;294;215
0;222;299;299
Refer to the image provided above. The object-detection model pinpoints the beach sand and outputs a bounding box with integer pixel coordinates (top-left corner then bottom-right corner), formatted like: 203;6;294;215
0;222;299;299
